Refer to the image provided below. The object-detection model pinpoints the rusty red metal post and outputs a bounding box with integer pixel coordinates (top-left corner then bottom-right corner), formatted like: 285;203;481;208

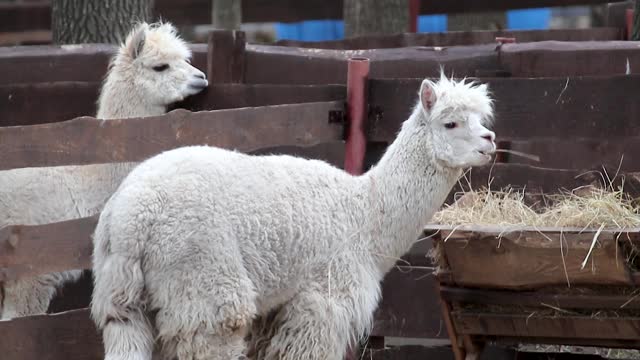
344;57;370;175
626;8;634;40
409;0;420;33
343;57;370;360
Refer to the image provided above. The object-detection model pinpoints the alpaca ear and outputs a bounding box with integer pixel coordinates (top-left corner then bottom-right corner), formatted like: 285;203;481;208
127;23;148;59
419;79;437;111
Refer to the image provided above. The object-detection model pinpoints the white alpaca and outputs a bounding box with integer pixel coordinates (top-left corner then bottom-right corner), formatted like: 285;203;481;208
0;22;207;320
91;73;496;360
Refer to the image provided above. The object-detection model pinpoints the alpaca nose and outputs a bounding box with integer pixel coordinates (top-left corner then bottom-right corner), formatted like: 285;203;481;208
482;131;495;142
195;72;206;80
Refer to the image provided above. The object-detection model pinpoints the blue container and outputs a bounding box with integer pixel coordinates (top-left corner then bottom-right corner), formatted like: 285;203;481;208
507;8;551;30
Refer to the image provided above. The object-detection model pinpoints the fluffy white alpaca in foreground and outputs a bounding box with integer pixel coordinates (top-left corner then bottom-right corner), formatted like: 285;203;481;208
91;73;496;360
0;22;207;320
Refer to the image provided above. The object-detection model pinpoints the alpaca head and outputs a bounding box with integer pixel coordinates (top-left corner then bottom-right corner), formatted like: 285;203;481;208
98;22;208;118
415;72;496;169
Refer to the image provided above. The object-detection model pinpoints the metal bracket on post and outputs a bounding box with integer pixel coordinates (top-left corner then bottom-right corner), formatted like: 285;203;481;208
344;57;370;176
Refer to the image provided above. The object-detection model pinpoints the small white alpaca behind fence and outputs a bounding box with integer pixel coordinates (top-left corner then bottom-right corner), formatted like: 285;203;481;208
0;22;207;320
91;72;496;360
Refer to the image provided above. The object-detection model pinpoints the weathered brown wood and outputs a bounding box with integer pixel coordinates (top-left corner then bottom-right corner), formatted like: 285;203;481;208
0;101;344;170
207;30;246;84
0;82;100;127
440;286;640;310
244;44;500;85
505;137;640;171
276;28;623;49
0;308;102;360
453;311;640;340
0;1;50;32
0;216;97;281
371;266;446;338
501;41;640;77
368;76;640;143
0;44;208;85
2;82;345;127
439;229;632;289
0;30;51;45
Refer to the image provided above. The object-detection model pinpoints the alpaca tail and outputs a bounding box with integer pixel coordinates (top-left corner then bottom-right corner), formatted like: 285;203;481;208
91;207;153;360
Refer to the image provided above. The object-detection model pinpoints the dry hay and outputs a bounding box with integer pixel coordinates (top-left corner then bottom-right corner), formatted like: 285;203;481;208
428;166;640;358
433;185;640;230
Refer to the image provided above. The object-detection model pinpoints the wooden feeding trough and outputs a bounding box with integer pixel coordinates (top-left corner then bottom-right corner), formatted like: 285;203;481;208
426;224;640;360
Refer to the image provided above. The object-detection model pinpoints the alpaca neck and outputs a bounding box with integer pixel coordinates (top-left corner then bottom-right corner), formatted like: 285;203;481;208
96;76;166;120
363;109;461;273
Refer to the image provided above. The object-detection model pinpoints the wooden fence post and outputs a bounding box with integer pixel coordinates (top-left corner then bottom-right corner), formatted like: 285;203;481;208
344;57;370;175
207;29;246;84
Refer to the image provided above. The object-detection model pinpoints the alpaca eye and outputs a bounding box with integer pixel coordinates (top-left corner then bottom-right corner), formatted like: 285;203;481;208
153;64;169;72
444;122;457;129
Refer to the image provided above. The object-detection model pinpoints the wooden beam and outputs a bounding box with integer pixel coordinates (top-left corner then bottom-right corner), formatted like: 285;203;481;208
371;266;446;338
0;217;96;281
206;30;246;84
500;41;640;77
275;28;623;49
2;82;346;127
438;229;633;289
368;76;640;143
440;286;640;310
453;311;640;340
0;308;102;360
0;101;345;170
244;44;500;85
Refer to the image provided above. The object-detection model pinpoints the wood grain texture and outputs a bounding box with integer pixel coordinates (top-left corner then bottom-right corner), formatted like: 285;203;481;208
453;311;640;340
438;229;633;289
0;308;103;360
0;216;97;281
371;265;445;338
2;82;345;127
0;101;345;170
440;286;640;310
0;81;100;127
368;76;640;142
501;41;640;77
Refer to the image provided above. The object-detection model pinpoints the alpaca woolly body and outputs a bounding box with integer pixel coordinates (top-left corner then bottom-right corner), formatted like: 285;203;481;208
91;74;496;360
0;22;207;320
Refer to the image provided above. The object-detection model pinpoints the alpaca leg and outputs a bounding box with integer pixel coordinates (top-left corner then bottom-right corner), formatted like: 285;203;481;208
261;292;354;360
2;270;82;319
151;250;257;360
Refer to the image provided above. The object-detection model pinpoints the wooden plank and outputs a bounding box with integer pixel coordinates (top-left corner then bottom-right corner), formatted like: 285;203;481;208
0;82;100;127
244;44;500;85
2;82;345;127
453;311;640;340
505;137;640;171
0;101;344;170
0;216;96;281
207;30;246;84
371;266;446;338
368;76;640;143
0;1;49;32
0;30;51;45
501;41;640;77
439;229;633;289
275;28;623;50
440;286;640;310
0;44;208;85
0;308;102;360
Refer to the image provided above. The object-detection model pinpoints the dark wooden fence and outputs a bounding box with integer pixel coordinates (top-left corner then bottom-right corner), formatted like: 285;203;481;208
2;27;640;359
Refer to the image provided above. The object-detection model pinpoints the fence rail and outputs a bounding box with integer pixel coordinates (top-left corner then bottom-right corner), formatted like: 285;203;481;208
3;41;640;85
